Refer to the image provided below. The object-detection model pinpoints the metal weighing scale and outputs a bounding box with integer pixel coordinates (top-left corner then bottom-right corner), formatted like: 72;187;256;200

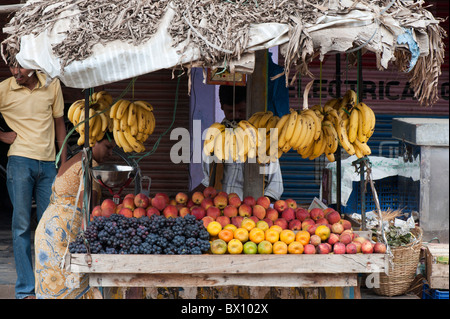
91;164;135;204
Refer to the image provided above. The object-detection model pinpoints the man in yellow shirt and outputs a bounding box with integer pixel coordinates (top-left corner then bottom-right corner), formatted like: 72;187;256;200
0;60;67;299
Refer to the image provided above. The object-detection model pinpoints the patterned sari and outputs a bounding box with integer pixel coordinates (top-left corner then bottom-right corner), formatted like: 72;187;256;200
34;160;100;299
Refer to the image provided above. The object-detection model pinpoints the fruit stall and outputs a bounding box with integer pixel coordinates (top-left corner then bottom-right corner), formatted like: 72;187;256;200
1;1;446;300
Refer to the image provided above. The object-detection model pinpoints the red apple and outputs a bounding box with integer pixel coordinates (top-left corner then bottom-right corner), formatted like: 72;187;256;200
92;205;102;218
252;204;266;220
216;215;231;228
191;191;205;205
331;222;344;234
133;207;146;218
317;243;331;254
115;203;123;214
274;200;287;213
175;192;189;205
123;193;135;201
213;194;228;209
122;196;135;210
281;208;295;222
256;196;271;209
228;196;242;208
163;205;178;218
304;224;317;236
186;199;195;208
295;207;310;222
346;243;358;254
274;218;288;230
203;186;217;199
202;216;215;228
243;196;256;207
151;195;167;211
327;233;340;245
361;241;374;254
352;241;362;253
339;219;352;230
301;219;315;229
315;217;328;226
310;234;321;246
333;242;346;254
118;207;133;218
304;244;316;254
223;205;238;218
231;216;244;228
288;219;302;231
249;216;259;224
101;199;117;211
201;197;214;211
265;208;279;222
206;206;221;219
134;193;150;208
238;204;252;217
326;211;341;225
190;206;206;220
285;198;298;209
310;208;324;221
373;242;387;254
179;206;190;218
339;233;353;245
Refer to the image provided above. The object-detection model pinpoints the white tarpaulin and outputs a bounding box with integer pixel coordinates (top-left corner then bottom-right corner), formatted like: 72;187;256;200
1;0;446;105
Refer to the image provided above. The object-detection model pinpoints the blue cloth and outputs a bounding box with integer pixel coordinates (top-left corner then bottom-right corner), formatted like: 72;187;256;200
267;52;290;117
6;155;56;299
397;28;420;72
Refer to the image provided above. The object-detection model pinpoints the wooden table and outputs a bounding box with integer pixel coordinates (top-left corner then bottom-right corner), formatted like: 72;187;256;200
66;253;388;293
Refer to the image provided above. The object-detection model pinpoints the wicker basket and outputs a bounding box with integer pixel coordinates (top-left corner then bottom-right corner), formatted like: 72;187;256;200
372;226;423;297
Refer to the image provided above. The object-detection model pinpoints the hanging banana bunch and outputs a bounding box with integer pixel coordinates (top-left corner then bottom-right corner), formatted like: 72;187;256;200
109;99;156;153
67;91;113;147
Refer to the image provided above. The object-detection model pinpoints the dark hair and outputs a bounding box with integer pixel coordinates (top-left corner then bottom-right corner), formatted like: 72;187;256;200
219;85;246;106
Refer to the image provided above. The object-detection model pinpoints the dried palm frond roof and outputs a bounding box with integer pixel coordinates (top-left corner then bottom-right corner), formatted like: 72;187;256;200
1;0;446;105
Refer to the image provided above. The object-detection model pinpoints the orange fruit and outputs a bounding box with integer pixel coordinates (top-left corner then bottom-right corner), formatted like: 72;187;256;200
288;241;304;254
257;240;273;254
264;228;280;244
269;225;283;234
228;239;243;254
273;241;288;254
218;228;234;243
295;230;311;246
249;227;265;244
233;227;249;242
206;221;222;236
241;218;256;231
210;239;228;254
279;229;295;245
224;224;237;232
315;225;331;241
256;220;270;232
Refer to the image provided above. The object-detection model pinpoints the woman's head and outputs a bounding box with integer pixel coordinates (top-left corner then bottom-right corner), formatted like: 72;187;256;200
92;136;115;163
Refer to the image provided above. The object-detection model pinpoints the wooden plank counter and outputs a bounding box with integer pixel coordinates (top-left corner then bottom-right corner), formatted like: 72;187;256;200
66;253;388;288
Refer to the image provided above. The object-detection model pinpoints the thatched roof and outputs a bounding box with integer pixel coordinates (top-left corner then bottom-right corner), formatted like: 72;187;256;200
1;0;446;105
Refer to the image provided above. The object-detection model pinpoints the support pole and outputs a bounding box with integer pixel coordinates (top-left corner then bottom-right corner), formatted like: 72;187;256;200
335;54;342;214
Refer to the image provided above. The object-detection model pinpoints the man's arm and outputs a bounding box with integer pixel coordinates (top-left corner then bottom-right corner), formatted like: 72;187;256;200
0;131;17;144
54;116;67;165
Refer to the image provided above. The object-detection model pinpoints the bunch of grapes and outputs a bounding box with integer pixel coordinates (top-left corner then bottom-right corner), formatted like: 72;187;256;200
68;214;210;255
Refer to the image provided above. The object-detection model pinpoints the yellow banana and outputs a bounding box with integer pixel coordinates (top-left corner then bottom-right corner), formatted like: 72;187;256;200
366;105;376;138
224;128;233;162
358;102;372;136
248;111;266;127
298;113;316;151
127;102;137;127
310;131;325;159
238;120;258;150
234;126;249;160
341;89;357;109
124;128;144;153
120;111;129;132
257;111;274;128
325;152;335;162
323;120;339;154
134;100;153;113
336;119;355;155
77;133;85;146
284;109;298;142
289;115;304;149
353;138;371;156
214;130;226;161
301;109;321;141
356;107;367;143
234;127;245;162
353;142;364;159
90;115;102;139
265;116;279;131
323;98;340;110
112;129;122;148
67;100;84;123
204;123;225;155
273;113;290;145
109;100;122;119
115;100;131;120
348;107;359;143
98;112;109;132
117;130;134;153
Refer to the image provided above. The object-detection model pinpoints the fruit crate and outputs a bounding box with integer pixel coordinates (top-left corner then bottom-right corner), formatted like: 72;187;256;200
341;176;419;215
66;253;388;289
425;243;449;290
422;284;449;299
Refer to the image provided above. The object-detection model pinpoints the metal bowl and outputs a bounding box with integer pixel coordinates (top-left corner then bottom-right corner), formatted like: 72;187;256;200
90;164;135;189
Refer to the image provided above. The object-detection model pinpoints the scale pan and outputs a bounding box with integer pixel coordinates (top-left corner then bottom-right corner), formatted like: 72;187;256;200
91;164;134;188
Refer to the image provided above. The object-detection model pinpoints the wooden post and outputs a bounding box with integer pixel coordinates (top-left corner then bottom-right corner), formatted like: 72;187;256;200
244;50;267;199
